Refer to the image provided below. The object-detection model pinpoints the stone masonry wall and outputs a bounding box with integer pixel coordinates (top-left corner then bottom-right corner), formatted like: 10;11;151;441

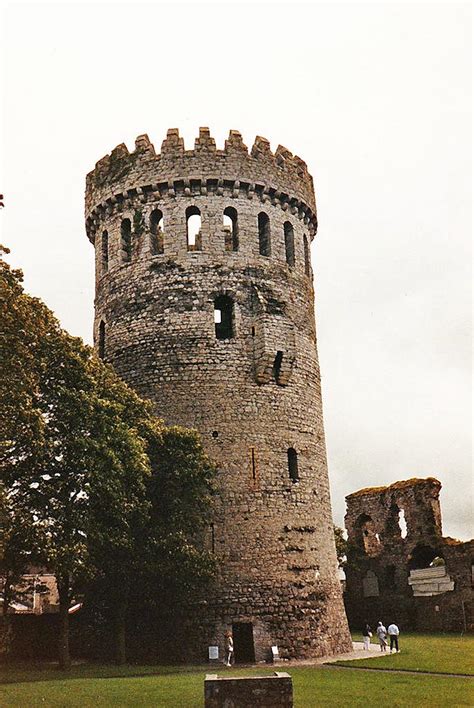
85;128;351;661
344;478;474;633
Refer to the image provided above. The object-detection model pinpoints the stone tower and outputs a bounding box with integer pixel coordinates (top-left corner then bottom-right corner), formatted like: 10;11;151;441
85;128;351;661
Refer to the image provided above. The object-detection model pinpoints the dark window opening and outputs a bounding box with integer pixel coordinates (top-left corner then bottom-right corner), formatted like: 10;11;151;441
284;221;295;267
214;295;234;339
273;350;283;382
98;321;105;360
258;212;271;256
251;447;256;481
121;218;132;262
408;544;441;570
150;209;164;254
210;523;215;554
303;234;310;276
101;231;109;273
251;326;255;337
186;206;202;251
223;206;239;252
355;513;382;557
212;431;219;438
232;623;255;664
288;447;299;482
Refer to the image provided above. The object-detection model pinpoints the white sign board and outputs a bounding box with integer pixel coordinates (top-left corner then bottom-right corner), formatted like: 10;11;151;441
208;646;219;660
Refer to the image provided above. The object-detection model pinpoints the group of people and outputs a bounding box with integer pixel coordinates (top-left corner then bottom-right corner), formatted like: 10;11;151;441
363;621;400;653
224;622;400;667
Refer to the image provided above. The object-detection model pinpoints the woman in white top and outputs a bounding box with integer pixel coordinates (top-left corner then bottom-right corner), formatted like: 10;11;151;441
376;621;388;652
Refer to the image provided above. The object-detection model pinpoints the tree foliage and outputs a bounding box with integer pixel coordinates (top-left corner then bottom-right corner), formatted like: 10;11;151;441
334;525;348;567
0;246;216;666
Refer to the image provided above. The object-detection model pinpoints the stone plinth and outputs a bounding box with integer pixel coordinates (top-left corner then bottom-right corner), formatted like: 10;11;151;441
204;672;293;708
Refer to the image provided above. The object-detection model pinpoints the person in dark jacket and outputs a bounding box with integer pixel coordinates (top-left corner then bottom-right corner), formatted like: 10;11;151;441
362;621;372;650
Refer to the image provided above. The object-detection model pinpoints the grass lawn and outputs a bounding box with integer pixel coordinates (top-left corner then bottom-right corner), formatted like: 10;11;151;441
0;664;472;707
1;634;472;707
338;632;474;676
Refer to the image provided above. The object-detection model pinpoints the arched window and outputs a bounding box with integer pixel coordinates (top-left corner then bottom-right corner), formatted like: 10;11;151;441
273;350;284;384
258;212;271;256
186;206;202;251
121;218;132;262
284;222;295;267
303;234;310;276
101;231;109;273
386;502;409;539
223;207;238;252
408;544;442;570
98;321;106;360
214;295;234;339
288;448;299;482
150;209;164;255
355;514;382;557
362;570;380;597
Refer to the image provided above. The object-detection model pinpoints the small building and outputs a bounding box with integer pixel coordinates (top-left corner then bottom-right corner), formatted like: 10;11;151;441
344;478;473;632
0;569;59;615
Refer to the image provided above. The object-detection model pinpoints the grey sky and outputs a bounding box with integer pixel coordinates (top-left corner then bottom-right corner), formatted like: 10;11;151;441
2;2;472;539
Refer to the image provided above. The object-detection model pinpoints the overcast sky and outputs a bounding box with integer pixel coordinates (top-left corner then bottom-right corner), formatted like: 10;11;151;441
1;2;472;540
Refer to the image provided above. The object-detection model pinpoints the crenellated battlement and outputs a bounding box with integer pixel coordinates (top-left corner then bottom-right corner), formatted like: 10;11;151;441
85;128;317;230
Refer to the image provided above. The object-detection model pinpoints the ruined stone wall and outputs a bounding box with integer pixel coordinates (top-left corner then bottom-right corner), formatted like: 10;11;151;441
85;128;351;661
344;478;474;633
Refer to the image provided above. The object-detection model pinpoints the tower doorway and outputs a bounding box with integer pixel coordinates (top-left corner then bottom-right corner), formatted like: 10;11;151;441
232;622;255;664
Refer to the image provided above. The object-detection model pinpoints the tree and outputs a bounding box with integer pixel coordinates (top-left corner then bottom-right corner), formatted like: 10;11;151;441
1;248;152;667
1;246;216;667
85;422;217;664
334;525;348;567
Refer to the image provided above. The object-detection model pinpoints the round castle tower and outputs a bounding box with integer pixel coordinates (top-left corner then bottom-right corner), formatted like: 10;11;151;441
85;127;351;660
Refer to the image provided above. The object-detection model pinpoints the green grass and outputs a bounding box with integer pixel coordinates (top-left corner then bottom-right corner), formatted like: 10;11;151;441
0;664;472;707
1;634;473;707
339;632;474;676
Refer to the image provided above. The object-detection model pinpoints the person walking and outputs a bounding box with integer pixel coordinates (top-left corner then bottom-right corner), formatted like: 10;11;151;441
224;630;234;666
387;622;400;653
376;621;388;652
362;621;372;650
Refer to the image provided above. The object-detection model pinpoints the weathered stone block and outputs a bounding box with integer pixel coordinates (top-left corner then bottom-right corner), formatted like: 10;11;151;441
204;672;293;708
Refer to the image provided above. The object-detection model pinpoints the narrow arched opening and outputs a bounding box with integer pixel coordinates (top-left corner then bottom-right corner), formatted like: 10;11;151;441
288;447;299;482
98;321;106;360
101;230;109;273
362;570;380;597
214;295;234;339
223;207;238;252
121;218;132;262
186;206;202;251
284;222;295;267
355;513;382;557
258;212;271;256
150;209;164;255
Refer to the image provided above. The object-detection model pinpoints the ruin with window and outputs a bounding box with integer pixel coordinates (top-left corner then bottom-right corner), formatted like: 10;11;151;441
85;127;351;663
344;477;473;632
